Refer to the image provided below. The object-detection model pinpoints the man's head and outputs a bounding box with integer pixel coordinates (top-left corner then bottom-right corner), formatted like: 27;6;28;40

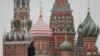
31;42;34;46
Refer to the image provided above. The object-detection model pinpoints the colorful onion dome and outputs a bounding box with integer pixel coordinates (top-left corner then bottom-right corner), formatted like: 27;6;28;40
59;40;72;51
30;18;52;37
79;12;99;37
30;5;52;37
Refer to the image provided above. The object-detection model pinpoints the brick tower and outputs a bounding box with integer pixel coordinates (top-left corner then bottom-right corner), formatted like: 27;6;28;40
79;9;100;56
14;0;30;19
78;0;100;55
12;0;31;31
3;0;32;56
49;0;76;55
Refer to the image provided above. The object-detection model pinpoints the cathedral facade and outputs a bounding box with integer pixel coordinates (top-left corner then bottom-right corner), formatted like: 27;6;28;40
3;0;100;56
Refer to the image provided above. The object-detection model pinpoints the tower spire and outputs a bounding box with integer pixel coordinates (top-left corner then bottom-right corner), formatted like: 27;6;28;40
73;26;86;56
39;2;43;19
88;0;90;12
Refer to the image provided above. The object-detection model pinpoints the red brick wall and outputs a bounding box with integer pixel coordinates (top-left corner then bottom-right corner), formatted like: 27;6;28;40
83;37;97;52
3;43;29;56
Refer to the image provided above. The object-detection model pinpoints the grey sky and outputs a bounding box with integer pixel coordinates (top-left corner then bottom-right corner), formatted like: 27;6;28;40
0;0;100;56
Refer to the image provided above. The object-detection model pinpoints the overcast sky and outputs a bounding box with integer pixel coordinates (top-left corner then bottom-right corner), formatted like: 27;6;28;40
0;0;100;56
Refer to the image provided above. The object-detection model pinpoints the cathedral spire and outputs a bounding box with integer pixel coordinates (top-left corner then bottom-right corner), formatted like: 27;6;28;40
30;2;52;37
73;26;86;56
76;26;84;47
39;2;43;20
79;0;99;37
88;0;90;12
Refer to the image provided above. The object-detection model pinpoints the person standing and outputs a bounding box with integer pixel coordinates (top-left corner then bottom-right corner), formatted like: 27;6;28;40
27;42;35;56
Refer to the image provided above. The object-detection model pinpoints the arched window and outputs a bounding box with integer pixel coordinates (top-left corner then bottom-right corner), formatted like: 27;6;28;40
6;37;9;41
17;36;20;41
17;0;20;5
66;16;69;19
22;0;25;5
11;36;14;41
14;45;16;49
60;28;63;31
22;36;24;41
8;45;10;49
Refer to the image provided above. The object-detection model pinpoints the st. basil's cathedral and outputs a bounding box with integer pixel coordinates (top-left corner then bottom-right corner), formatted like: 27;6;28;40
3;0;100;56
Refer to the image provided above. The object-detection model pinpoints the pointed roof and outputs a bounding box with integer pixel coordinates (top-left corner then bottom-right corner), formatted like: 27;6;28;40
76;25;84;47
30;4;52;37
73;26;86;56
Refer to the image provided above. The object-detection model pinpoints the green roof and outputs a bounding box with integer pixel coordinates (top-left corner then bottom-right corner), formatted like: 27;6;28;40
59;40;72;51
79;12;99;37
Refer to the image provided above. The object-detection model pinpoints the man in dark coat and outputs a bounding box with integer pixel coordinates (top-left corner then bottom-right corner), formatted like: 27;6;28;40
27;42;35;56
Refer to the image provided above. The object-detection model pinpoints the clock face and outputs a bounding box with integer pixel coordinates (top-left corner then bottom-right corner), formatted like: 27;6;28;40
13;19;22;30
27;20;32;29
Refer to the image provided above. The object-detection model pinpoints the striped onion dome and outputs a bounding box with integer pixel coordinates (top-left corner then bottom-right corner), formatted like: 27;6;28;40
79;12;99;37
30;7;52;37
59;40;72;51
30;18;52;37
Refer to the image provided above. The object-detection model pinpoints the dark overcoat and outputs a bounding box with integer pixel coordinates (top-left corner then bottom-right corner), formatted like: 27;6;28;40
27;42;35;56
